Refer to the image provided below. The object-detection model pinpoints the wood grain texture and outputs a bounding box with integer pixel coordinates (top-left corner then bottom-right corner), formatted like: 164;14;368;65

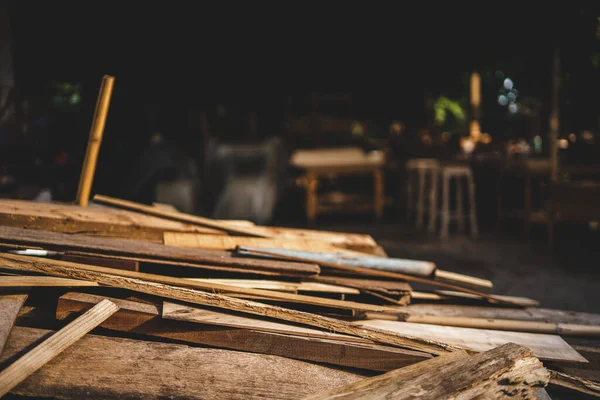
0;300;118;397
2;326;365;400
0;253;457;355
0;276;98;287
304;343;550;400
94;194;276;238
411;290;540;307
354;320;587;363
313;276;412;294
405;304;600;325
0;225;319;277
549;370;600;397
0;294;28;355
0;199;215;241
61;254;139;271
56;292;431;372
188;278;360;295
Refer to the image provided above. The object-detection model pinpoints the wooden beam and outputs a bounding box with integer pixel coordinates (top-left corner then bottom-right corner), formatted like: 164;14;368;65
303;343;550;400
2;326;366;399
0;293;27;355
0;253;458;355
0;299;118;397
0;276;98;288
56;292;431;372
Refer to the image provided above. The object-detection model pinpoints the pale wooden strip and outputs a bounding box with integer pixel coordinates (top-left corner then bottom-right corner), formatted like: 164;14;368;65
0;294;28;355
353;320;587;363
187;278;360;295
0;253;457;355
0;276;98;287
0;299;119;397
434;269;493;290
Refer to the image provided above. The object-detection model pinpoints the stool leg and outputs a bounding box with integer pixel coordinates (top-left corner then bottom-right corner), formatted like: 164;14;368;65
428;168;439;233
406;170;413;220
456;176;465;234
441;173;450;239
416;169;425;230
467;172;479;238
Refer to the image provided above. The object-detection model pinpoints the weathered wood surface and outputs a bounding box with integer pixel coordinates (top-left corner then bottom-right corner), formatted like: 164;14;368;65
56;292;431;372
411;290;540;307
549;370;600;398
163;232;364;255
1;326;366;400
1;253;456;355
61;254;139;271
354;320;587;363
0;225;319;277
0;199;215;241
94;194;277;238
188;278;360;295
0;276;98;287
313;276;412;294
0;294;27;355
304;343;550;400
0;300;118;397
405;304;600;325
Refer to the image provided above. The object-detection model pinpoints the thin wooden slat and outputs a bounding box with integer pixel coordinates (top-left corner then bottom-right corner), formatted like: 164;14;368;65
2;326;366;400
312;276;412;294
549;370;600;398
0;225;319;277
0;299;119;397
353;319;587;363
188;279;360;295
0;253;458;355
0;276;99;288
56;292;431;372
303;343;550;400
411;290;540;307
94;194;276;238
0;294;28;355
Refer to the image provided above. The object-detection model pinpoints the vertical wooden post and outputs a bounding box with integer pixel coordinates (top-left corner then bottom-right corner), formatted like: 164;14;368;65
76;75;115;206
549;47;560;183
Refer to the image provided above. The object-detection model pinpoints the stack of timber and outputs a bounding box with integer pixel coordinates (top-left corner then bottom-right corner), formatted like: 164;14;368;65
0;196;599;398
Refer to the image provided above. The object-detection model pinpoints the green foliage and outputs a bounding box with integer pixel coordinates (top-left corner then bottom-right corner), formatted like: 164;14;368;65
433;96;466;126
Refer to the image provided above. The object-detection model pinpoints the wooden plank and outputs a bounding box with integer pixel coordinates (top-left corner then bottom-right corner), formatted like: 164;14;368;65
2;326;366;400
304;343;550;400
56;292;431;372
61;254;139;271
188;278;361;295
405;304;600;325
549;370;600;398
1;253;457;355
0;299;118;397
163;232;365;255
434;269;493;290
162;301;364;341
411;290;540;307
368;312;600;337
254;226;378;252
94;194;277;238
0;276;99;287
313;276;412;294
0;199;216;241
0;225;320;277
353;320;587;363
0;294;27;355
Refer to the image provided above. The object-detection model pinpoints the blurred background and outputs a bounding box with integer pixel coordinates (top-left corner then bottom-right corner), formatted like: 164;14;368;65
1;3;600;255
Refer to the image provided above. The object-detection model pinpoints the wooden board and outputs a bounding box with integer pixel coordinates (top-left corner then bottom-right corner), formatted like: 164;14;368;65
411;290;540;307
0;225;320;277
405;304;600;325
56;292;431;372
1;253;456;355
162;301;363;341
0;293;27;355
313;276;412;294
188;279;360;295
353;320;587;363
1;326;366;400
0;300;119;397
304;343;550;400
0;276;99;287
61;254;139;271
0;199;215;241
163;232;365;256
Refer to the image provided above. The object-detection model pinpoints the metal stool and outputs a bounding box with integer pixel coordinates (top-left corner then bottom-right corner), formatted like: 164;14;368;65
429;165;479;239
406;158;440;230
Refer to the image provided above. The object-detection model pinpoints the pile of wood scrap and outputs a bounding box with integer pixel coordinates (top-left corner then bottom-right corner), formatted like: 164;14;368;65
0;196;599;399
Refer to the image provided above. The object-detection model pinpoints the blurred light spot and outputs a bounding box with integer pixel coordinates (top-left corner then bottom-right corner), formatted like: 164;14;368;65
511;88;518;96
69;93;80;105
534;135;542;153
582;130;594;143
495;71;504;79
558;138;569;149
503;78;513;90
481;133;492;144
498;95;508;106
569;133;576;142
589;221;599;230
508;103;518;113
507;92;516;102
441;131;450;142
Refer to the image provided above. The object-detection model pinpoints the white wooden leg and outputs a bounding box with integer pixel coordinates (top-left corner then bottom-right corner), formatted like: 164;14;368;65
467;172;479;238
427;168;439;234
441;173;450;239
456;176;465;234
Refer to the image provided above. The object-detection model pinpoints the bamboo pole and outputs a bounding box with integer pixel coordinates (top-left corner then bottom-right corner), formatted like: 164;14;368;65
75;75;115;207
